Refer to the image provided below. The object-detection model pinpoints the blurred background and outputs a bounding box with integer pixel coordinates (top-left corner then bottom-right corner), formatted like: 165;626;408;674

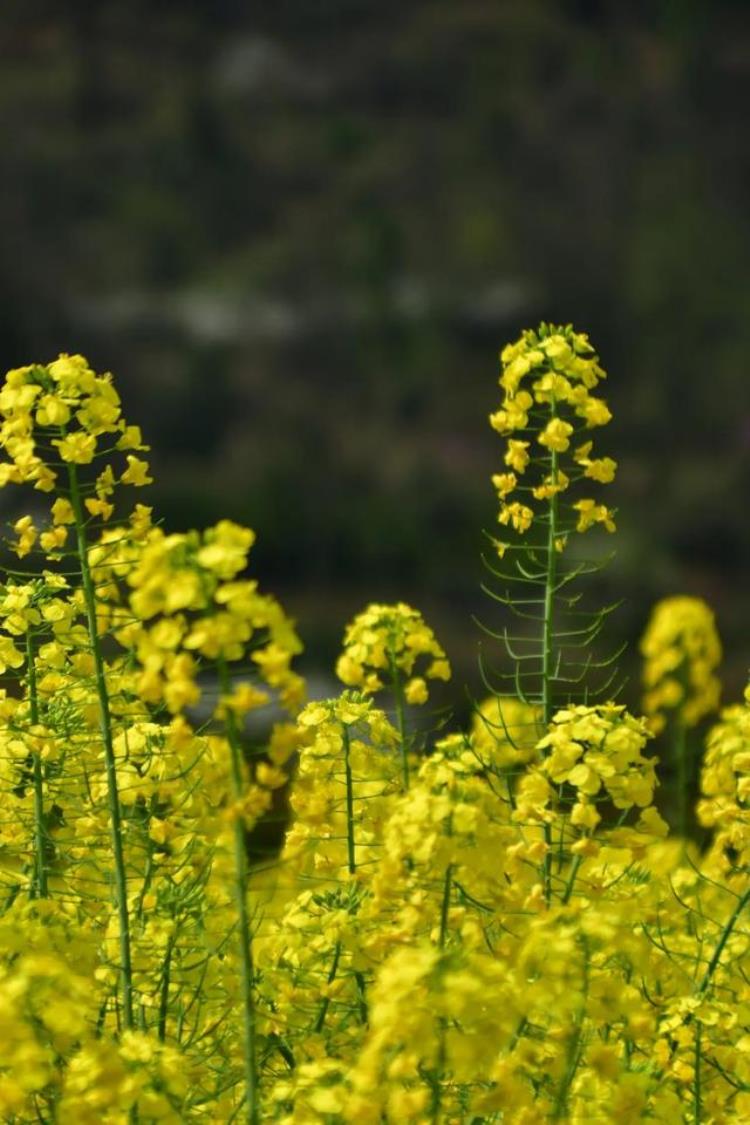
1;0;749;718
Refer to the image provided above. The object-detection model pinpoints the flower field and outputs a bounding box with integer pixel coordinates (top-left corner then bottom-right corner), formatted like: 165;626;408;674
0;332;747;1122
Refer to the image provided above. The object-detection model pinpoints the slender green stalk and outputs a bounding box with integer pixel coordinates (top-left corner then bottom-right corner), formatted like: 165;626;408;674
697;885;750;996
68;463;134;1030
158;933;176;1042
541;408;559;906
541;444;559;729
561;854;583;906
26;631;48;899
431;858;454;1121
342;724;356;874
389;653;410;788
218;659;259;1125
313;942;341;1034
438;864;453;950
342;722;368;1023
552;939;589;1121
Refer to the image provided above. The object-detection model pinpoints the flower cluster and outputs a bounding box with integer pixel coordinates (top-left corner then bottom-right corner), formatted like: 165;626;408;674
698;685;750;880
2;337;750;1123
0;354;150;512
0;356;306;1122
336;601;450;704
537;704;657;811
489;323;616;556
641;595;722;733
123;519;305;719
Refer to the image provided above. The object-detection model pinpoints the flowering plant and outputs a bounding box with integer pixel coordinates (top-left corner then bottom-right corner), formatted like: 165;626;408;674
0;337;746;1123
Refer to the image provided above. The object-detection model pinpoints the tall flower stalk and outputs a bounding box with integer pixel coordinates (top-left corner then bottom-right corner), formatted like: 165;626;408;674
0;356;154;1030
3;342;750;1124
483;324;620;901
68;460;135;1029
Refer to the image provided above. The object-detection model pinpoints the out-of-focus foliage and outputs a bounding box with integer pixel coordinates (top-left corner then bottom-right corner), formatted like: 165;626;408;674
0;1;748;701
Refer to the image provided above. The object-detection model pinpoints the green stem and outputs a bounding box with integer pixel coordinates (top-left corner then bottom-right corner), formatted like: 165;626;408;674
698;885;750;996
552;938;589;1121
561;854;583;906
541;421;559;907
431;862;453;1122
68;463;134;1030
342;722;368;1022
438;864;453;950
389;653;410;788
218;659;259;1125
509;1016;527;1051
541;444;559;729
157;933;176;1043
313;942;341;1034
26;631;48;899
342;723;356;875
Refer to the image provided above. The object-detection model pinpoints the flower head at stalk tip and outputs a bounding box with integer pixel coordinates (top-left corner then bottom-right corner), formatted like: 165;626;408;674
336;602;451;704
640;596;722;734
489;323;617;556
0;356;153;558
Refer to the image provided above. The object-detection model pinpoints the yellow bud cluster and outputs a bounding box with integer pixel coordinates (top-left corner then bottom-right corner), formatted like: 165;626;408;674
698;690;750;878
336;602;450;704
537;704;656;811
488;323;616;556
125;520;305;715
641;596;722;733
0;355;151;514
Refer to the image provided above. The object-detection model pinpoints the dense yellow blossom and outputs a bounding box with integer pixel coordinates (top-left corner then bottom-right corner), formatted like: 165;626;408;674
489;323;616;548
641;595;722;733
1;343;750;1123
336;601;450;702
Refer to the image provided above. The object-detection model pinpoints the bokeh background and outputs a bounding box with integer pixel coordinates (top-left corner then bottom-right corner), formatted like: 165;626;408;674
1;0;749;715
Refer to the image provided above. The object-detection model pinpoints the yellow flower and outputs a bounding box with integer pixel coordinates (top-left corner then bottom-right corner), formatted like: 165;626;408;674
53;431;96;464
532;469;569;500
405;677;428;705
196;520;255;578
337;603;450;704
498;502;533;533
40;526;68;553
120;455;153;487
578;395;612;427
491;472;517;498
0;634;25;673
504;439;531;473
538;417;573;453
84;497;114;520
13;514;37;557
47;353;96;393
116;424;149;451
256;762;287;789
641;596;721;729
572;498;616;533
35;394;71;427
51;497;75;524
583;456;617;483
